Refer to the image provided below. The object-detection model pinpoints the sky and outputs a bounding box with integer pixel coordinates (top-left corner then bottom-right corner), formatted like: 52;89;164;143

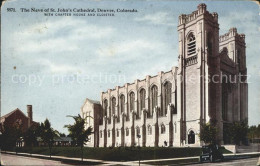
1;0;260;134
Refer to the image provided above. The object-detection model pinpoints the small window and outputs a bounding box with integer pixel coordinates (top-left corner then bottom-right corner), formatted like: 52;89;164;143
161;124;166;134
117;129;119;137
126;128;129;136
100;131;102;138
148;125;152;135
108;130;110;138
136;126;140;136
187;33;196;56
174;123;177;133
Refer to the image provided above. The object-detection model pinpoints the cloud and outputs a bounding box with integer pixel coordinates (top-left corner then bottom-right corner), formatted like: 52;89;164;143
12;18;115;54
96;39;166;57
134;12;175;26
219;11;258;34
18;38;79;53
37;59;82;74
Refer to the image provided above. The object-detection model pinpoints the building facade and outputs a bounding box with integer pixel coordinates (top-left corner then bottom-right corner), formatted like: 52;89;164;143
81;4;248;147
81;98;102;147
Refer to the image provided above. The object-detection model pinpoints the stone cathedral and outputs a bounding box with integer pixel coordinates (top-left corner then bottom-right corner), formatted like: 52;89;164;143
81;4;248;147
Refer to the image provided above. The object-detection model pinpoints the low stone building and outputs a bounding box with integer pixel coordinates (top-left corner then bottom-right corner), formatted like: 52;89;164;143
81;4;248;147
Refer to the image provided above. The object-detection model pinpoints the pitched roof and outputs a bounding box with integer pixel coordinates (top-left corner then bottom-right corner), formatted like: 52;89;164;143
87;98;100;105
54;136;72;142
0;108;28;122
81;98;101;110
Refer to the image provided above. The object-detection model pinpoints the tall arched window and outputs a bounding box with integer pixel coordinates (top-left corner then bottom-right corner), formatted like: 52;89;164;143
139;88;146;119
151;85;158;117
163;81;172;116
120;94;125;114
129;92;135;121
187;33;196;56
188;130;195;144
111;97;116;116
161;124;166;134
103;99;108;117
148;125;152;135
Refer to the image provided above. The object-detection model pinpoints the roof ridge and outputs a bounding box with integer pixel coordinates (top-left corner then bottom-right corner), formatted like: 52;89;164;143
0;108;28;120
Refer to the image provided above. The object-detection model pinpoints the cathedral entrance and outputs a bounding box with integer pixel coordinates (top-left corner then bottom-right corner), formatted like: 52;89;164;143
188;130;195;144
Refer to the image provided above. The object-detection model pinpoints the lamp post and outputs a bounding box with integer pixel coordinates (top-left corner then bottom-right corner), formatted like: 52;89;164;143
137;134;141;166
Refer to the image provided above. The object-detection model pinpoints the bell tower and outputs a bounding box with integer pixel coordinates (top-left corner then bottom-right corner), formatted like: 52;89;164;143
175;3;222;146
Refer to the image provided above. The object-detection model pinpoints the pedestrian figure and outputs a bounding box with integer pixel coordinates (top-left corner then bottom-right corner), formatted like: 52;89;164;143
164;140;167;147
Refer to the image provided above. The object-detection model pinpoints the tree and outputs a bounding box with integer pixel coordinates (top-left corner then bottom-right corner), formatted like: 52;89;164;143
40;119;59;158
248;124;260;143
199;122;218;145
0;120;23;150
59;132;66;137
64;114;93;161
23;125;40;147
228;119;248;145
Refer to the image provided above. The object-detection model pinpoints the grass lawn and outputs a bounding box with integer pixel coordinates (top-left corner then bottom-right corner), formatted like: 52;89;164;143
12;146;231;161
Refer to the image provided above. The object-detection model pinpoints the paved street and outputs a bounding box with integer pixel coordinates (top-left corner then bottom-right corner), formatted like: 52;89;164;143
1;153;259;166
192;157;259;166
1;153;72;165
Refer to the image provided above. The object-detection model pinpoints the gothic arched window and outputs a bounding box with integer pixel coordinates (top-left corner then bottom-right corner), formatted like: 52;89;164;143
161;124;166;134
120;94;125;114
187;33;196;56
188;130;195;144
148;125;152;135
139;88;146;119
103;99;108;117
128;92;135;121
151;85;158;117
111;97;116;116
163;81;172;116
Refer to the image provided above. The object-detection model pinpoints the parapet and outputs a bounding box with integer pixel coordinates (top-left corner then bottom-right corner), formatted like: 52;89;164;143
178;3;218;25
219;27;245;43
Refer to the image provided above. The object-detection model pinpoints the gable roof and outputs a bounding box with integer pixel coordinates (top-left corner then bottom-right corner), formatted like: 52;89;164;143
0;108;28;123
81;98;101;110
87;98;100;105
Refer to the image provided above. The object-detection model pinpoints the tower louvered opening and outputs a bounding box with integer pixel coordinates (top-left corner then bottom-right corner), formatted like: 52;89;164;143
187;34;196;56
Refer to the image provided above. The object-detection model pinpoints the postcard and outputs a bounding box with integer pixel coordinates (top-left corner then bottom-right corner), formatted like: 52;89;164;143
1;0;260;165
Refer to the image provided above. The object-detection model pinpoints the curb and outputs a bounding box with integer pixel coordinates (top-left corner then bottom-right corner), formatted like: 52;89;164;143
1;151;104;165
1;151;260;165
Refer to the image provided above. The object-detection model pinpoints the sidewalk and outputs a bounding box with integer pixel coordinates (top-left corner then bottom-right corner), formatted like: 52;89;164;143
1;151;260;165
